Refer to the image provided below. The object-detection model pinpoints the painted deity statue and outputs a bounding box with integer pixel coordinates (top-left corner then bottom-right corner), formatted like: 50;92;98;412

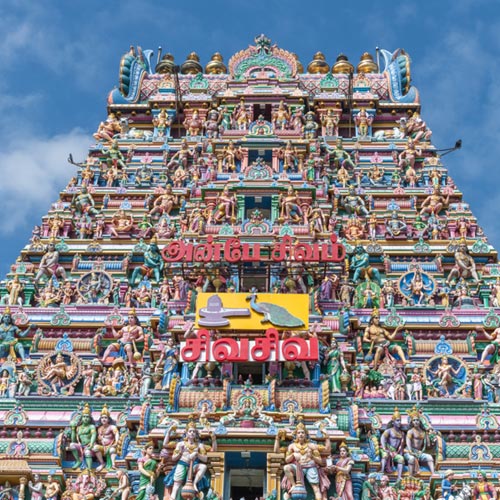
404;408;435;477
282;422;330;500
68;404;97;470
380;408;405;480
92;405;120;471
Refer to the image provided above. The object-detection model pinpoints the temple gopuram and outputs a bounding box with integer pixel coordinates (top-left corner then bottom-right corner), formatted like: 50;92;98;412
1;34;500;500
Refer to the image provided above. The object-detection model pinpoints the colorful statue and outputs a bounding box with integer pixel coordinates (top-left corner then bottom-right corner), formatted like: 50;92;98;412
380;408;405;480
328;443;354;500
0;308;31;360
92;405;119;471
404;407;435;476
68;404;97;470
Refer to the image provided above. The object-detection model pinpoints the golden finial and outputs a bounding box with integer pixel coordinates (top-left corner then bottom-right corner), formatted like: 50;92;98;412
307;52;330;74
156;53;175;74
332;54;354;74
357;52;378;74
129;308;137;316
180;52;202;74
205;52;227;74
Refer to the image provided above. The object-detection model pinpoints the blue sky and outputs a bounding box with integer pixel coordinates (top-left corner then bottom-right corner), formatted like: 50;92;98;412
0;0;499;276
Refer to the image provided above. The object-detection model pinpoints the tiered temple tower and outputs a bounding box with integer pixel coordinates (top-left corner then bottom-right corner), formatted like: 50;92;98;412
0;35;499;500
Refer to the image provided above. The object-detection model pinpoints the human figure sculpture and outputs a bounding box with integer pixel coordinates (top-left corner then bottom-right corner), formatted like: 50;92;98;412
101;311;144;364
473;471;497;500
212;186;236;224
153;109;172;138
28;474;43;500
407;112;432;142
342;187;369;217
282;422;330;500
385;212;407;238
303;111;319;139
221;140;242;172
355;109;373;138
278;141;298;171
72;186;100;217
325;339;347;394
68;404;97;470
114;470;131;500
137;443;159;500
45;475;61;500
103;140;127;170
428;356;462;397
233;100;251;130
34;243;67;284
329;138;356;170
130;242;164;286
446;244;480;285
378;476;397;500
321;109;339;137
363;310;406;369
279;186;304;223
404;408;435;476
475;326;500;366
150;186;178;217
203;108;221;139
420;187;449;218
328;443;354;500
183;110;203;137
110;210;134;238
93;405;120;471
0;309;31;361
164;422;210;499
350;246;380;285
93;113;121;143
272;101;290;131
167;139;194;169
380;408;405;480
398;139;421;170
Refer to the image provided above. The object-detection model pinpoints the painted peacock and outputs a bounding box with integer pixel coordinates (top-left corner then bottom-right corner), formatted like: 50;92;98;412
246;289;304;328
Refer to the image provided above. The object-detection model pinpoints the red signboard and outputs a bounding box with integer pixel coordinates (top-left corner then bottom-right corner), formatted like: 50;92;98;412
162;234;345;264
180;328;319;362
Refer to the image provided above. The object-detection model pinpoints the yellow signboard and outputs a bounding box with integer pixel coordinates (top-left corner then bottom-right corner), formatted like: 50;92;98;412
195;292;309;330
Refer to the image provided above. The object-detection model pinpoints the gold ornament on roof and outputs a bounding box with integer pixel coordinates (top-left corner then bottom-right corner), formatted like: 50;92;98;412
332;54;354;74
155;53;175;74
307;52;330;74
357;52;378;74
205;52;227;74
180;52;202;74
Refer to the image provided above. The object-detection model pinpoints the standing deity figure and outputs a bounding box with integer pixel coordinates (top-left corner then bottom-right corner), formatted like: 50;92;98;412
221;140;242;172
378;476;397;500
5;276;24;306
278;140;298;172
303;111;319;139
164;421;210;499
232;100;251;130
473;471;497;500
0;308;31;361
404;408;435;477
282;422;330;500
321;109;340;137
114;470;131;500
102;311;144;364
45;475;61;500
28;474;44;500
355;109;373;138
136;443;160;500
380;408;405;480
150;185;178;217
398;139;422;170
350;246;380;285
327;443;354;500
325;339;347;393
272;101;290;130
34;243;67;284
68;404;97;470
153;108;172;138
93;405;120;472
363;310;406;369
183;110;203;137
203;108;221;139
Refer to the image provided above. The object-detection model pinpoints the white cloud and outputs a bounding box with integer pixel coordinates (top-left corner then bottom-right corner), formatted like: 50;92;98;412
0;130;90;234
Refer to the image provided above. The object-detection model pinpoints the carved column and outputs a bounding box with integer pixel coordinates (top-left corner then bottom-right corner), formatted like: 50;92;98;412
207;451;225;497
267;452;284;499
